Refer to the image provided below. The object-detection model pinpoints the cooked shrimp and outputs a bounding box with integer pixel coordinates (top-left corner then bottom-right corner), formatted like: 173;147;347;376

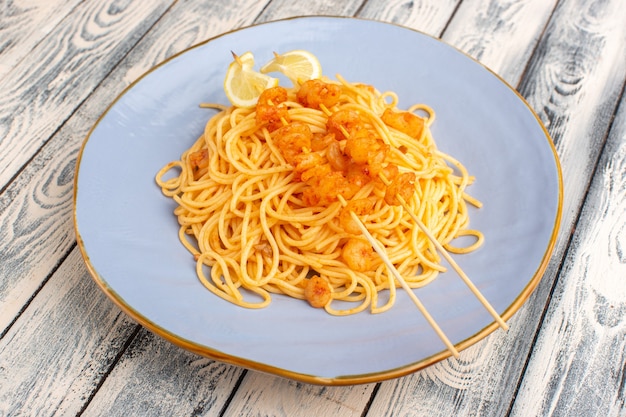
310;132;336;151
256;104;290;131
377;163;399;187
346;163;372;188
339;198;376;234
304;275;332;308
384;171;417;206
273;122;312;165
381;108;424;139
341;238;375;272
296;79;342;110
300;162;332;183
327;140;349;172
259;86;288;106
327;109;365;138
302;171;357;205
256;86;290;131
366;145;388;177
314;171;358;204
292;151;325;176
188;148;209;171
344;131;377;164
343;131;389;178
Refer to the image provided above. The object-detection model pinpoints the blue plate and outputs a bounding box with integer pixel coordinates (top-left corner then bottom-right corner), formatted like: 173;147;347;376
74;16;562;385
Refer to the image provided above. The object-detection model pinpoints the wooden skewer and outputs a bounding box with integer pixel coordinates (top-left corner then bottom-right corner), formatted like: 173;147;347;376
378;174;509;331
294;104;501;353
231;50;242;66
324;107;508;331
337;195;460;358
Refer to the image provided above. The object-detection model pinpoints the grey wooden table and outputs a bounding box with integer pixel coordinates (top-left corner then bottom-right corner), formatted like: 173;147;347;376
1;1;625;416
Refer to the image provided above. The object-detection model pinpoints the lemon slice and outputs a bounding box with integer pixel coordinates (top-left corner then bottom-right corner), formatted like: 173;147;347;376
224;51;278;108
260;50;322;85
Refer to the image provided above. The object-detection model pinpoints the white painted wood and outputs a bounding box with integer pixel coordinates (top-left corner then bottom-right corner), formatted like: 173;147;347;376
0;0;83;79
357;0;460;36
257;0;362;21
117;0;271;87
0;0;174;334
0;249;138;416
521;0;626;212
0;0;173;190
444;0;557;86
82;328;244;417
0;129;77;335
367;0;626;415
511;87;626;417
224;372;375;417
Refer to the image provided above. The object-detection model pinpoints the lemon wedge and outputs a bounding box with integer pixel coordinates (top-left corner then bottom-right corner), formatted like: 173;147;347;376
224;51;278;108
260;50;322;85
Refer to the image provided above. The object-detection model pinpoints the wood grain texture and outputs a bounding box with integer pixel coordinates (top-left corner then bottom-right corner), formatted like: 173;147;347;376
367;0;626;415
444;0;557;86
511;88;626;417
357;0;460;36
0;0;83;79
223;372;375;417
0;0;172;337
520;0;626;171
256;0;362;21
82;328;244;417
118;0;271;87
0;0;173;190
0;249;138;416
0;126;77;335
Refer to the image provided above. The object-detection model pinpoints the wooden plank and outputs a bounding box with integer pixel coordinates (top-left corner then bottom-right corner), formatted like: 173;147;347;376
0;0;83;79
367;0;626;415
82;328;244;417
0;249;139;416
223;373;375;417
357;0;460;36
443;0;557;86
0;0;173;191
519;0;626;212
256;0;362;21
118;0;272;86
0;2;173;334
0;124;77;335
510;83;626;417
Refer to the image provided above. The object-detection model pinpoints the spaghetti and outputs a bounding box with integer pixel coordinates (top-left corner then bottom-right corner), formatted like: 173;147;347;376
156;74;483;315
